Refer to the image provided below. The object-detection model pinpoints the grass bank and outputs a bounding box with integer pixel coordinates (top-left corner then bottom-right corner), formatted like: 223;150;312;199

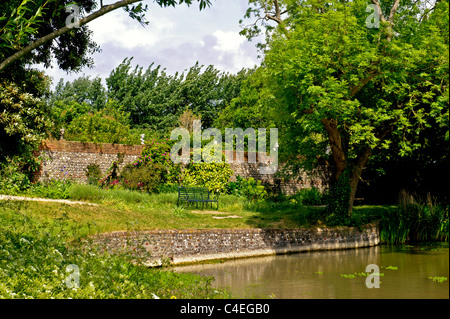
0;204;230;299
1;183;391;235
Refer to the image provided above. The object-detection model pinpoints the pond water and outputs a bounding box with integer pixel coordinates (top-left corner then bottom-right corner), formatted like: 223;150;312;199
174;244;449;299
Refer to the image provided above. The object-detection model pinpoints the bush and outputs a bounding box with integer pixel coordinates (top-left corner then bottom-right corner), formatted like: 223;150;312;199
85;164;102;185
0;157;31;194
120;163;166;193
293;187;325;206
182;162;233;194
227;175;268;201
118;139;182;193
26;179;72;199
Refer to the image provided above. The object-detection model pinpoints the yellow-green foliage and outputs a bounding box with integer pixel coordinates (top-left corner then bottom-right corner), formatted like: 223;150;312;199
182;162;233;193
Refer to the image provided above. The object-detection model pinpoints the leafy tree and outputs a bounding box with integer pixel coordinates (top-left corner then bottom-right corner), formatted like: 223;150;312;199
64;100;136;144
0;71;52;170
106;58;251;131
214;67;273;130
246;0;448;215
49;76;107;111
0;0;212;72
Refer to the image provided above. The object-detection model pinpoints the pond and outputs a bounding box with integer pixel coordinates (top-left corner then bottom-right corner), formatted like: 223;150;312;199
174;244;449;299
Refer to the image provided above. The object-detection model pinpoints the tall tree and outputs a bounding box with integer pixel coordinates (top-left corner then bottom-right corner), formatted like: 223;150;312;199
249;0;448;215
106;58;250;130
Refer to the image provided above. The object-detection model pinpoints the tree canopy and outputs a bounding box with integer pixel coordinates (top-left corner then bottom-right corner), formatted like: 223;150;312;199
239;0;448;215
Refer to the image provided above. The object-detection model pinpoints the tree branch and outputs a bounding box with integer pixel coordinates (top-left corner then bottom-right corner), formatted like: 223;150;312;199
0;0;143;72
264;0;289;36
370;0;386;22
388;0;401;24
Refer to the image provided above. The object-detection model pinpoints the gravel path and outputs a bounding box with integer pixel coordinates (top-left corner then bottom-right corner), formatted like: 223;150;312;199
0;194;98;206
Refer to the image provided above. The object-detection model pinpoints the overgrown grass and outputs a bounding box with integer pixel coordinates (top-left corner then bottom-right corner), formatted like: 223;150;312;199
380;192;449;244
0;204;230;299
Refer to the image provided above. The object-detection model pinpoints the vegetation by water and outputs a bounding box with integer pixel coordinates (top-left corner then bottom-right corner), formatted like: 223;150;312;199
0;205;230;299
380;191;449;244
428;276;448;283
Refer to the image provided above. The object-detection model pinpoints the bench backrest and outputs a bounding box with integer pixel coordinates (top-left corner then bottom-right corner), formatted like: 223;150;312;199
178;187;211;200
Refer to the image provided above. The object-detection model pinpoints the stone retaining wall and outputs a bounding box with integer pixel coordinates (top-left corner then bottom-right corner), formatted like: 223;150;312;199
91;223;380;266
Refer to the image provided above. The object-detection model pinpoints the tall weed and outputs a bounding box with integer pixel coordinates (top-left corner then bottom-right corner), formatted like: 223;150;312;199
380;190;449;244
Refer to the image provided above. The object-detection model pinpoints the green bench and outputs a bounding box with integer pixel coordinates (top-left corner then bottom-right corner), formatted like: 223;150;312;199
177;186;219;209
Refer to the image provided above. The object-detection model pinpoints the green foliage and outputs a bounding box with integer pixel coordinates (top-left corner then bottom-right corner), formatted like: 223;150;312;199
214;67;273;130
118;139;181;193
227;175;268;201
106;58;250;130
428;276;448;283
25;179;72;199
380;192;449;244
291;187;325;206
0;156;31;194
85;164;102;185
48;76;107;111
323;171;351;225
0;0;47;51
182;162;233;194
0;206;223;299
0;79;52;163
247;0;449;212
120;163;166;193
65;101;135;144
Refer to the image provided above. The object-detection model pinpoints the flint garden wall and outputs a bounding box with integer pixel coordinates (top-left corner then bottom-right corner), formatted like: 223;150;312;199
33;139;328;194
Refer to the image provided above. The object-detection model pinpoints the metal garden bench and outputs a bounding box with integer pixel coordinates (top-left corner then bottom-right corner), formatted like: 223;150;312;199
177;186;219;209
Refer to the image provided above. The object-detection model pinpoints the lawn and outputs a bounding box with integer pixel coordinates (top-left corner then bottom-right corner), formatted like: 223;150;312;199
0;183;390;236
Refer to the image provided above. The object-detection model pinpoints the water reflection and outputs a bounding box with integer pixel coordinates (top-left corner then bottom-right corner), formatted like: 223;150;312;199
174;245;449;299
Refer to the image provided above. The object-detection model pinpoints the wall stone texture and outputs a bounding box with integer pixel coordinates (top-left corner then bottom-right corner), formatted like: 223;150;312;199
34;139;144;183
33;139;328;194
90;223;380;266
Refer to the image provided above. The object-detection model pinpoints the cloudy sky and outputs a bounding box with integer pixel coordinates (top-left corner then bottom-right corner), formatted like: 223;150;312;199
38;0;263;88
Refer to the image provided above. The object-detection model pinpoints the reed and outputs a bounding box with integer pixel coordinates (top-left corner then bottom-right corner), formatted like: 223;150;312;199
380;190;449;244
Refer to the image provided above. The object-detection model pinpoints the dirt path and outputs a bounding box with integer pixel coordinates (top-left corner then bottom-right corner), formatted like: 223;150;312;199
0;194;98;206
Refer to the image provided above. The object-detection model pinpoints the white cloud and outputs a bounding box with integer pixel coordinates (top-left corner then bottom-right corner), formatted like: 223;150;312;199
36;0;261;88
88;9;175;49
212;30;245;53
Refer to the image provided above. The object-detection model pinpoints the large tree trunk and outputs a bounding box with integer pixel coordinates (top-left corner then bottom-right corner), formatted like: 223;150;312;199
321;118;346;183
348;148;372;215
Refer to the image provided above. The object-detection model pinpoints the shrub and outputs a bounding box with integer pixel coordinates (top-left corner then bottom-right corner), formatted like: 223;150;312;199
182;162;233;194
293;187;325;206
85;164;102;185
0;157;31;195
227;175;267;201
119;139;182;193
120;163;166;193
26;179;72;199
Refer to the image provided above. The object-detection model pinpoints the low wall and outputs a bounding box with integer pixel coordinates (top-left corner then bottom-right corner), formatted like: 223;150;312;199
91;223;380;266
